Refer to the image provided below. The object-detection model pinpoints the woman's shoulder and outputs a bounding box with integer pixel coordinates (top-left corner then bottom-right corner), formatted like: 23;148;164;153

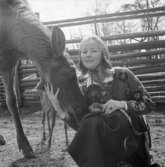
112;66;129;72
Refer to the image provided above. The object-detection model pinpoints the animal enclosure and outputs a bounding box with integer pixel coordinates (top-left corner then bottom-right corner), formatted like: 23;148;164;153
0;6;165;112
0;4;165;167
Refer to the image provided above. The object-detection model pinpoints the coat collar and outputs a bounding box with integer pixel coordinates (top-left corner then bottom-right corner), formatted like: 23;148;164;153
86;68;115;87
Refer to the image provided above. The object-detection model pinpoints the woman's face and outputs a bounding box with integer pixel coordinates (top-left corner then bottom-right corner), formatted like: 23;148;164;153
80;39;102;70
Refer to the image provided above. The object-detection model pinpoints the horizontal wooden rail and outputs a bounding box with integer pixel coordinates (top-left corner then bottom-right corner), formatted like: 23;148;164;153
108;40;165;52
44;7;165;27
151;96;165;103
142;79;165;87
20;78;40;83
113;58;165;66
137;72;165;81
66;30;165;44
19;64;36;69
111;49;165;60
131;65;165;75
47;12;165;28
19;68;38;74
44;7;165;25
69;40;165;55
149;91;165;96
145;86;165;92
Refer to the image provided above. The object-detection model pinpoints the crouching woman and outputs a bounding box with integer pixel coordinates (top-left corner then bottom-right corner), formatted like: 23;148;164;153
46;35;160;167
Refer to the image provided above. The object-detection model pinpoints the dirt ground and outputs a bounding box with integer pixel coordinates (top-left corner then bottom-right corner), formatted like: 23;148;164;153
0;109;165;167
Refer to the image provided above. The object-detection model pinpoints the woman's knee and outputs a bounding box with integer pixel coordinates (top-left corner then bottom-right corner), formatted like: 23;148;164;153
81;115;102;130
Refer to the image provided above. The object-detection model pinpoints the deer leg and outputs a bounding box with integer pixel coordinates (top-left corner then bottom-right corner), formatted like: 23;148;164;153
2;70;34;158
48;109;56;148
61;121;69;152
47;109;51;138
41;110;46;144
64;121;69;147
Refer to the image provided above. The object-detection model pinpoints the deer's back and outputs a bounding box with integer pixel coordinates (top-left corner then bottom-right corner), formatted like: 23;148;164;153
0;0;52;71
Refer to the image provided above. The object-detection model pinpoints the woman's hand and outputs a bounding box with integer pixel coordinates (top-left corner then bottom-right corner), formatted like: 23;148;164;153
103;99;127;115
45;84;66;120
89;102;103;113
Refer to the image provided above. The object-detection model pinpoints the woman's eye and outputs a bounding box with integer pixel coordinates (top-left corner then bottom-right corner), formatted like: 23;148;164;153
81;49;98;54
82;51;87;54
91;50;98;53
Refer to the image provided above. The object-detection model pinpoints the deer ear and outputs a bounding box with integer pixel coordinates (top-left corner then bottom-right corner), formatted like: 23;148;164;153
52;26;65;56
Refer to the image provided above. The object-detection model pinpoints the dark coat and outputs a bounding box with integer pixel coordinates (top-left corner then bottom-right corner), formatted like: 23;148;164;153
68;67;154;167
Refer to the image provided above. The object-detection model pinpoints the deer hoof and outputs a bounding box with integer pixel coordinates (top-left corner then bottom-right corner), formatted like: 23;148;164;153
0;135;6;145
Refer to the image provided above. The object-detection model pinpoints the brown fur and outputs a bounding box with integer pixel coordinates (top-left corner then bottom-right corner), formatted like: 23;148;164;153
0;0;87;158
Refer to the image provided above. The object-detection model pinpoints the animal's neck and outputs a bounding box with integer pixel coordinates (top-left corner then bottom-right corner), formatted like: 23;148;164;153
67;83;89;130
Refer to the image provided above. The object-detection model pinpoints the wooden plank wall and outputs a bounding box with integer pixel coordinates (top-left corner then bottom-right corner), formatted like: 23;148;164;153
0;7;165;110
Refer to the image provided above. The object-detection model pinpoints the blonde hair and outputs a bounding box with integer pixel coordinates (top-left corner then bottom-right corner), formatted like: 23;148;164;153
79;35;112;74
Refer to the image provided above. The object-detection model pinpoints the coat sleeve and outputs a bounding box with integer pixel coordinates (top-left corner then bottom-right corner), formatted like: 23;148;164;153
124;68;155;115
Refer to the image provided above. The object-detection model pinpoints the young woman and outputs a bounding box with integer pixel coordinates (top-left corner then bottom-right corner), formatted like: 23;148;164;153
46;35;160;167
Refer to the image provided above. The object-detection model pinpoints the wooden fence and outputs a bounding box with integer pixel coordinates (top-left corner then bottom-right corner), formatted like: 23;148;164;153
0;7;165;110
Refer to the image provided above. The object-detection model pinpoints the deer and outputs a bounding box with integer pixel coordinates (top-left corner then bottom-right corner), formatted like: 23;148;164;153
35;78;69;149
0;0;87;158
